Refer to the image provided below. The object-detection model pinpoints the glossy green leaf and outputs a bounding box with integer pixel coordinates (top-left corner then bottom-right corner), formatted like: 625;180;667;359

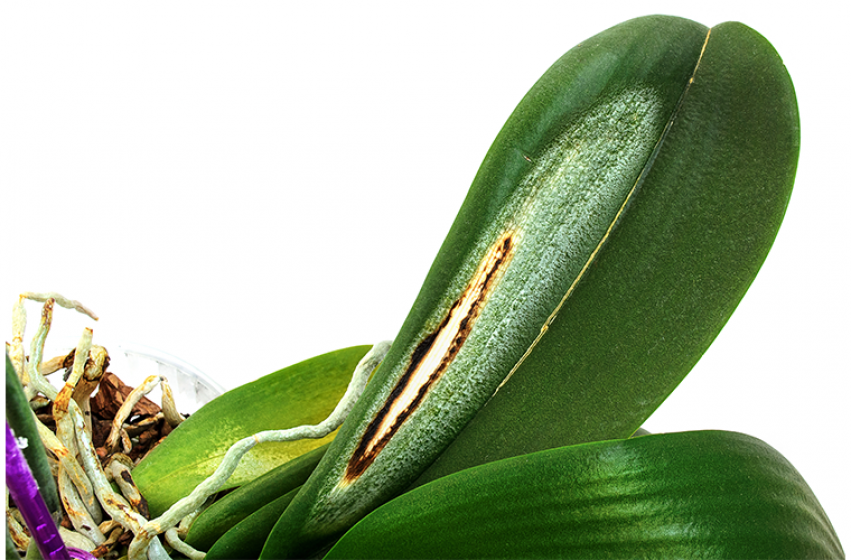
414;17;800;485
205;486;301;560
133;345;370;517
263;15;799;558
186;444;327;551
326;431;844;559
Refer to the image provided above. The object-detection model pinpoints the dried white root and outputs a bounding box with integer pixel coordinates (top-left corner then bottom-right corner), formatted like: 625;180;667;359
68;398;171;560
59;526;98;553
38;354;67;376
55;327;93;407
176;500;208;538
165;528;206;560
160;378;185;428
108;456;149;517
105;374;163;453
6;503;31;552
6;293;175;559
73;345;109;435
10;291;97;394
22;299;58;401
70;401;147;531
34;414;96;512
21;291;99;320
58;468;106;545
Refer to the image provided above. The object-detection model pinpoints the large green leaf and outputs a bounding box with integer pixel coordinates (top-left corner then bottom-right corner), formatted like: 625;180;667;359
263;16;798;558
326;431;844;559
413;17;800;485
133;345;370;517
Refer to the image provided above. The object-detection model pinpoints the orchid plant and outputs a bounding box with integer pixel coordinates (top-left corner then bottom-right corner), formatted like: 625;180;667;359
7;14;845;560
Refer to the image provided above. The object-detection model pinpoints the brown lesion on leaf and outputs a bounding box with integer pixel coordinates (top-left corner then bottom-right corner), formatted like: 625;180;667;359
342;231;516;485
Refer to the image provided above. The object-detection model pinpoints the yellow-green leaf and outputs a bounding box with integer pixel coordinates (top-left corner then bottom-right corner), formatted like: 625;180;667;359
133;345;370;516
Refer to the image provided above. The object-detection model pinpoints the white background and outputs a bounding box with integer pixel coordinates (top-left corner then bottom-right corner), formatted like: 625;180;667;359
2;1;848;549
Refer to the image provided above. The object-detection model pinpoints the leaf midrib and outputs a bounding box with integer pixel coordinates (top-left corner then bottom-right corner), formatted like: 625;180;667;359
491;27;713;397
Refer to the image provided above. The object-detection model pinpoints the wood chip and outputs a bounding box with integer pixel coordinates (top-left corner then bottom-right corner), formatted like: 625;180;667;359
91;371;161;418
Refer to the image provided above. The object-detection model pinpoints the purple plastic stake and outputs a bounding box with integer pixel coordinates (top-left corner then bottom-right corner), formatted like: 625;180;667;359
67;547;97;560
5;422;72;560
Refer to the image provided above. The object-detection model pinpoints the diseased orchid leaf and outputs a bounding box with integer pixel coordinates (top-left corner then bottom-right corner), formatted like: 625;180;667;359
262;16;799;558
414;17;800;486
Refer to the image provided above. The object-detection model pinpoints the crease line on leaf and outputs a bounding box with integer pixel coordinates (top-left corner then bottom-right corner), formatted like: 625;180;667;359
492;27;713;396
